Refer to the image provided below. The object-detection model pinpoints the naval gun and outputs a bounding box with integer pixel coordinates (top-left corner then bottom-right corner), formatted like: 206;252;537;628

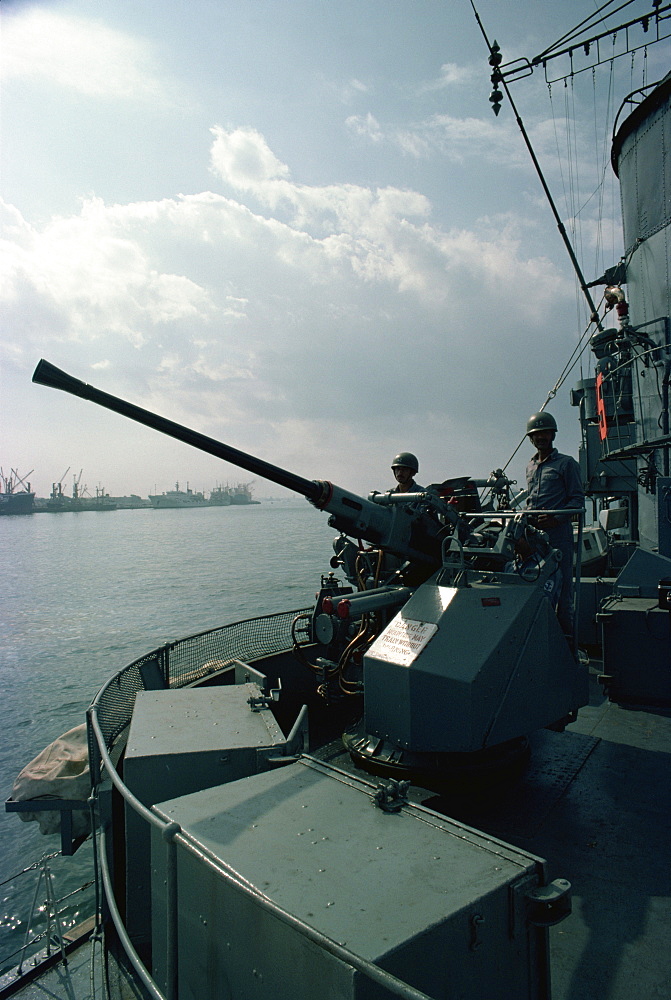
33;359;588;789
32;360;457;580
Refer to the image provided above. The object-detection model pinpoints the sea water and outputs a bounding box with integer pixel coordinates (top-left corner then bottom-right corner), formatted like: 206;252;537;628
0;500;334;970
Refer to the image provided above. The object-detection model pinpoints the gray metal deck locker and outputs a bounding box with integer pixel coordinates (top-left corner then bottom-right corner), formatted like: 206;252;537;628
151;756;567;999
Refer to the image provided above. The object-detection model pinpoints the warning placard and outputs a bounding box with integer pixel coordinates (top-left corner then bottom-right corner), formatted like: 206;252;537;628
368;616;438;666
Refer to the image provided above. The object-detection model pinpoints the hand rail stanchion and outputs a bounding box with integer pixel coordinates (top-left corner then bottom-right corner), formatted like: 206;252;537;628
573;511;584;660
163;824;181;1000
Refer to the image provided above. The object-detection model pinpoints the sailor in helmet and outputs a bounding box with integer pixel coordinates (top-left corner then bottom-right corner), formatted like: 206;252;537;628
525;412;584;638
391;452;423;494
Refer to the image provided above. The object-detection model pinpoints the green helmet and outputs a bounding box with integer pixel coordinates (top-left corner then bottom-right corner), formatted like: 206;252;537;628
391;452;419;473
526;412;557;435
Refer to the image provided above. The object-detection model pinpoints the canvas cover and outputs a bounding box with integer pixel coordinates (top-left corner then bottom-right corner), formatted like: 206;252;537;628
11;724;91;836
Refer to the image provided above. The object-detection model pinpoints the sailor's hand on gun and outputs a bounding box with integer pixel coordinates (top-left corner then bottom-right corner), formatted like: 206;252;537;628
533;513;559;529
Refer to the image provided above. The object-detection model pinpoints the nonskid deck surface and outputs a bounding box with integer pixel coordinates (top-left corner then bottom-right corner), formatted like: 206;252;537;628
0;932;145;1000
316;668;671;1000
542;679;671;1000
0;934;94;1000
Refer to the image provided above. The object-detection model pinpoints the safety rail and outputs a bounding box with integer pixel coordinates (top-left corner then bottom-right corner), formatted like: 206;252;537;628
86;608;441;1000
464;508;585;657
87;608;311;777
0;852;94;982
4;797;90;857
595;317;670;467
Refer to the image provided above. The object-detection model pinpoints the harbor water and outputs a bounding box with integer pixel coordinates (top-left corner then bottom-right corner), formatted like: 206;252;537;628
0;499;334;971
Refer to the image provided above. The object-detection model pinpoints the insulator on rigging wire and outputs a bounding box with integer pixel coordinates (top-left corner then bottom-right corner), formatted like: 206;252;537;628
487;42;503;115
604;285;626;307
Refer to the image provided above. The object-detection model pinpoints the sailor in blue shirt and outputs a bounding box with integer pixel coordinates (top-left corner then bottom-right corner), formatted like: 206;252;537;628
525;412;584;637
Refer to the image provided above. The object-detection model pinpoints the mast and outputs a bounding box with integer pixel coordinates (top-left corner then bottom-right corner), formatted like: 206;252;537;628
469;1;606;332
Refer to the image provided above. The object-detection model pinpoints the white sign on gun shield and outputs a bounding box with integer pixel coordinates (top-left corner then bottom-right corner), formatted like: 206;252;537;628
370;617;438;666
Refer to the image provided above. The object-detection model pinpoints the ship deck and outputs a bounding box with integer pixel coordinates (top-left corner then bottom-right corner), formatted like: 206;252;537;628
545;671;671;1000
315;661;671;1000
427;664;671;1000
2;663;670;1000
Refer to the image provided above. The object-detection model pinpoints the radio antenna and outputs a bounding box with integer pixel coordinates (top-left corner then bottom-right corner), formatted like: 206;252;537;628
468;0;606;333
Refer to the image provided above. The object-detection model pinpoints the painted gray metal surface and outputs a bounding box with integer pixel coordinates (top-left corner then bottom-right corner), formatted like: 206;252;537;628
613;547;671;598
123;683;287;945
7;669;671;1000
599;596;671;705
151;757;551;1000
657;476;671;559
363;576;586;753
577;578;616;647
614;84;671;552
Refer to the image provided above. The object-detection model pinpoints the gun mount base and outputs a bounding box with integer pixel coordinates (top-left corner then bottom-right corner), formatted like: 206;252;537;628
342;719;531;797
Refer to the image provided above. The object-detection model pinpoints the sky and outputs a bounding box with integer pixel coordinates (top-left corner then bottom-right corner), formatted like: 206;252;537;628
2;0;669;501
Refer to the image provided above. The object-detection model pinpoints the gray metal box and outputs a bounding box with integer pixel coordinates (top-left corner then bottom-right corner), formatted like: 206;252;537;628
151;757;556;1000
124;685;286;943
599;597;671;706
125;685;285;798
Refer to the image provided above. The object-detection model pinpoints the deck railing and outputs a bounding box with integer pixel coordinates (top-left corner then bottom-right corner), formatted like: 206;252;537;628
86;607;439;1000
87;608;309;775
86;609;308;1000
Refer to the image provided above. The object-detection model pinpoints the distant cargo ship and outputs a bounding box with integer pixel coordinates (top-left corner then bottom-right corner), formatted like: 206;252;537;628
228;482;259;505
208;484;232;506
72;487;117;512
148;483;210;509
43;473;117;512
0;468;35;515
149;481;259;507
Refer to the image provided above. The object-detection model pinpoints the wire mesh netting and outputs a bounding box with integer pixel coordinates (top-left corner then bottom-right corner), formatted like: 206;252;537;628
89;608;310;781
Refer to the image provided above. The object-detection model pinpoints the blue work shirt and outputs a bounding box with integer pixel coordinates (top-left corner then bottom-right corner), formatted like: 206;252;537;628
525;448;584;524
526;447;583;636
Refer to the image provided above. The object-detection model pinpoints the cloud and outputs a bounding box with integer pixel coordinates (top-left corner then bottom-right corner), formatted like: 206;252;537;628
1;128;569;359
209;127;291;188
336;77;371;103
1;8;167;102
417;62;477;93
209;125;431;237
1;127;579;493
346;110;527;166
343;103;620;252
1;197;215;351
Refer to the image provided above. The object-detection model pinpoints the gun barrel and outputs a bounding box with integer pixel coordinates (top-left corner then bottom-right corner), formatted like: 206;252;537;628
32;360;322;501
